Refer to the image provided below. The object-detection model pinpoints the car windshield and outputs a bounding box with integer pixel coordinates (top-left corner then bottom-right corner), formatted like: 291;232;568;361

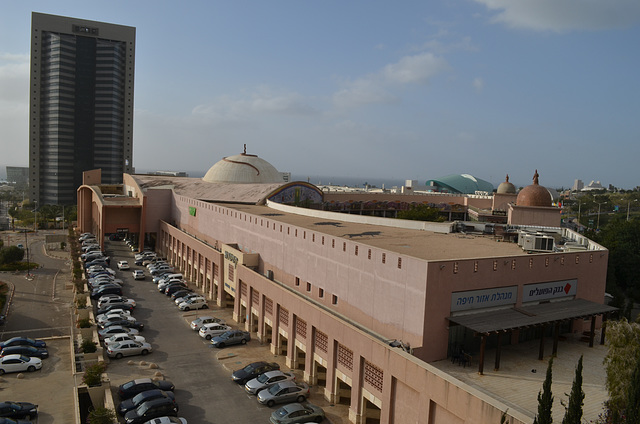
257;373;270;383
268;383;282;395
19;355;30;362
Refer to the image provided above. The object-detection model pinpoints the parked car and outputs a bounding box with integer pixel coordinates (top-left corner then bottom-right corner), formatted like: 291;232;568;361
0;337;46;349
96;303;135;316
158;280;185;293
103;333;147;346
117;261;131;270
232;361;281;385
98;296;136;309
0;401;38;420
118;378;175;400
178;297;208;311
100;319;144;331
173;293;199;305
269;402;325;424
0;354;42;375
123;397;178;424
198;323;231;340
257;381;310;407
141;417;187;424
245;370;295;395
0;345;49;359
150;266;174;276
133;270;145;280
170;289;194;302
97;312;134;325
211;330;251;348
107;341;153;359
98;326;140;341
91;286;122;299
117;390;176;416
164;284;190;297
189;316;225;331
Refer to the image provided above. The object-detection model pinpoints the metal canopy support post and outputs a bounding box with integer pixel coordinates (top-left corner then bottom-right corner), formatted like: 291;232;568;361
538;325;546;360
589;316;596;348
478;334;486;375
601;315;607;345
494;332;502;371
552;322;560;356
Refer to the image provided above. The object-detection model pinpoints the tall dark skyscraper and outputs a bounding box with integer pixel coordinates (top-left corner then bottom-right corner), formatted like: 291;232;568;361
29;12;135;205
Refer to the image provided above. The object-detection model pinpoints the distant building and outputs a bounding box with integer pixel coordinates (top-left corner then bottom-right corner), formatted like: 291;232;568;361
6;166;29;189
29;12;135;205
583;181;605;191
572;179;584;191
424;174;494;195
149;171;189;177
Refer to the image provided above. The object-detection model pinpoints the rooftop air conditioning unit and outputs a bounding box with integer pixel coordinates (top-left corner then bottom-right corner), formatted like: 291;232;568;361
520;233;554;252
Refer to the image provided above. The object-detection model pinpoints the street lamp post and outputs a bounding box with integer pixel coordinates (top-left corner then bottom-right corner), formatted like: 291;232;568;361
596;201;607;230
23;229;30;278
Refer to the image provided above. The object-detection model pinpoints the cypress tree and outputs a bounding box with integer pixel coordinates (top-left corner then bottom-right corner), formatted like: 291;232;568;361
562;355;584;424
534;357;554;424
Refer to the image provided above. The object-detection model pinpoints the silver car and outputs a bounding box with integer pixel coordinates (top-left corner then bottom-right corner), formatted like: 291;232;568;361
257;381;310;407
106;341;152;359
103;333;147;346
245;370;296;395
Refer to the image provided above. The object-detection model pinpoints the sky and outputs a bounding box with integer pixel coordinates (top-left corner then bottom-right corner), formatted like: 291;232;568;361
1;1;639;190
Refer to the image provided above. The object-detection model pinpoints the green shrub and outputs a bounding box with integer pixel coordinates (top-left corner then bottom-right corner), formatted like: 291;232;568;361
87;407;116;424
82;362;106;387
81;339;97;353
76;297;87;309
77;318;91;328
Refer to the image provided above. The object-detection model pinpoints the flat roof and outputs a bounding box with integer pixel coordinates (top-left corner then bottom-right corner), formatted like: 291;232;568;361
226;204;529;262
448;298;618;335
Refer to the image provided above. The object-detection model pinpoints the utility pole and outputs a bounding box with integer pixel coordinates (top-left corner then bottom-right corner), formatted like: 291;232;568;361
24;229;30;278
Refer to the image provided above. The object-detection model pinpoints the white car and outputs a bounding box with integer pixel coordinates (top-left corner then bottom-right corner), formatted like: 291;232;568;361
106;341;152;359
143;417;187;424
132;270;145;280
198;323;232;340
117;260;130;270
190;316;225;331
178;297;208;311
98;296;136;309
245;370;297;395
98;325;140;340
103;333;146;346
97;312;135;325
0;354;43;374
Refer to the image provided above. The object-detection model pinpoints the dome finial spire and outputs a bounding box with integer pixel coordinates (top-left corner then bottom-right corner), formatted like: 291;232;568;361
533;169;539;185
505;174;509;183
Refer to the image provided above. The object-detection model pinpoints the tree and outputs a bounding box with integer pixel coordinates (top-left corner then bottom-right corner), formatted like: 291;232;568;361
534;357;554;424
397;204;444;222
562;355;584;424
626;356;640;424
0;246;25;264
86;406;116;424
603;319;640;419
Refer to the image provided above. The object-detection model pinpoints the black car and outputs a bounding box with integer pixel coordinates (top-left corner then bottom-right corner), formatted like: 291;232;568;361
170;289;194;301
0;418;31;424
118;378;175;400
117;389;176;415
0;337;46;349
163;283;187;296
123;397;178;424
91;286;123;299
0;345;48;359
0;401;38;420
96;303;135;316
231;361;280;385
100;320;144;331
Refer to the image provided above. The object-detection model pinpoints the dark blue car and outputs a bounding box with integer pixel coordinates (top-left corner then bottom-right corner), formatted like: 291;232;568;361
0;337;46;349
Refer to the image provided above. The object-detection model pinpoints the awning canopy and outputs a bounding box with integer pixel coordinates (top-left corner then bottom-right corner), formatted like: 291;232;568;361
448;298;618;335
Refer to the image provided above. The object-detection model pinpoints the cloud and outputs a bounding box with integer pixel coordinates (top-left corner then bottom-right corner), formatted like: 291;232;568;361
333;52;450;109
474;0;640;32
473;77;484;92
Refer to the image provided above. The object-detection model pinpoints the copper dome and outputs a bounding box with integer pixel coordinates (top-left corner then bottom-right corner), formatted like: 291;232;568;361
516;170;551;207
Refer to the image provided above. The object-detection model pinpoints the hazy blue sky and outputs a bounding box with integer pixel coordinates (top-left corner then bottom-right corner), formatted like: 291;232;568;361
1;1;639;189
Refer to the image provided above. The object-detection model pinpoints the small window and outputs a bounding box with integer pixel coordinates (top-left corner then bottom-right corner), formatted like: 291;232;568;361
368;249;372;260
295;277;300;286
398;257;402;269
332;239;335;248
382;253;386;264
343;242;346;252
322;236;325;245
312;234;315;242
355;246;359;256
319;288;324;298
306;282;311;292
332;295;338;305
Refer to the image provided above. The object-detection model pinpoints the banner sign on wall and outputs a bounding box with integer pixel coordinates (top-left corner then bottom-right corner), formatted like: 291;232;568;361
523;279;577;303
451;286;518;312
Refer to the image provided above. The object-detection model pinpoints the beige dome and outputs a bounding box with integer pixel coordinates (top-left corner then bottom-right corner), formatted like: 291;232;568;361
516;170;551;207
203;153;282;184
497;174;516;194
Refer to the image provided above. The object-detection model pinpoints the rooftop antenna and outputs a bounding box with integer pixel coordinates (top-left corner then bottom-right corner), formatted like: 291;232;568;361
243;144;247;154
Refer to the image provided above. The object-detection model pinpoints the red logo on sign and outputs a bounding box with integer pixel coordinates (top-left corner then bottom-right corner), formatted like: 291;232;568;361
564;283;572;294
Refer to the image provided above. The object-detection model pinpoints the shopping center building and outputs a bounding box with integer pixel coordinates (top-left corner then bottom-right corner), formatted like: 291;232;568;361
77;153;616;424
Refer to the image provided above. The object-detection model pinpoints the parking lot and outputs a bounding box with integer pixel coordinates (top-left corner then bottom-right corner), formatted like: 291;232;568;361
2;234;349;424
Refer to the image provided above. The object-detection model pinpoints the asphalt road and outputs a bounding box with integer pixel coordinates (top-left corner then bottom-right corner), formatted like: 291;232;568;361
103;240;276;423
